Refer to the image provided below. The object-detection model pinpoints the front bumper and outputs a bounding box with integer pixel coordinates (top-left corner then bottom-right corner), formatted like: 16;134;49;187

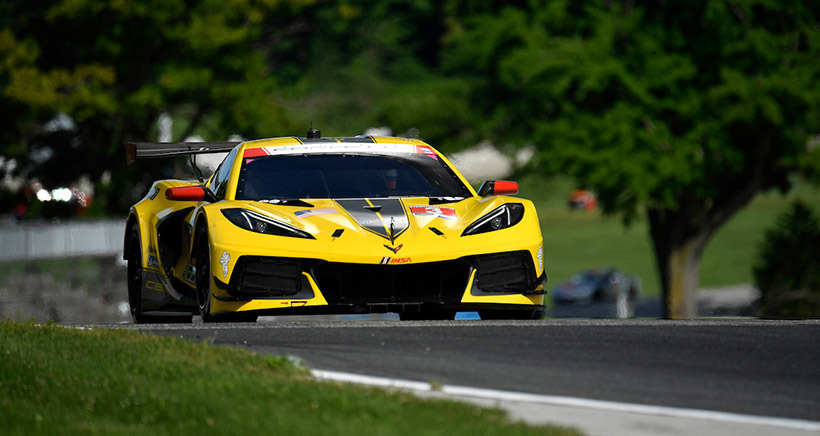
210;250;546;315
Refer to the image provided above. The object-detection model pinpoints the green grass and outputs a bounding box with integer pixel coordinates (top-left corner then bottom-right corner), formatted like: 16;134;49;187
0;321;581;436
517;174;820;296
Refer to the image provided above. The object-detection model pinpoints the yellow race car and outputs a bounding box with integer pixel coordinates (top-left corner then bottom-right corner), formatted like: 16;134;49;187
124;130;546;323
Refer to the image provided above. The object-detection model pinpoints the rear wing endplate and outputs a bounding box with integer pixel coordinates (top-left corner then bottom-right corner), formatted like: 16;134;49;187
126;141;240;164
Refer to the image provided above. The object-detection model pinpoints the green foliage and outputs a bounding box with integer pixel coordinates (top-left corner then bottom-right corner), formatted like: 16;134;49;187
1;0;486;215
271;0;479;149
0;0;311;213
753;202;820;318
3;1;819;216
444;1;820;316
0;321;582;436
444;0;820;220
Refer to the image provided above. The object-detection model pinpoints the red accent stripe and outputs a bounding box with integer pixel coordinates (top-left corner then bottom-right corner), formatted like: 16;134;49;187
243;148;268;158
415;145;434;155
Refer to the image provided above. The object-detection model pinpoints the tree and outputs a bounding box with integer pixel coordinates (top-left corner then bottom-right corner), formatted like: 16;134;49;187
754;202;820;318
444;0;820;317
268;0;478;148
0;0;481;215
0;0;310;214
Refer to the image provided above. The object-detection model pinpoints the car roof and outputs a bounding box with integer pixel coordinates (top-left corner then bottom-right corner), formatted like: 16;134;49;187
239;136;439;157
221;135;477;199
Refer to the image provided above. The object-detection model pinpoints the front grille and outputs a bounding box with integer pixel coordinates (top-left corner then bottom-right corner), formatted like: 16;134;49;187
227;251;536;301
230;256;311;298
312;260;471;305
470;251;537;292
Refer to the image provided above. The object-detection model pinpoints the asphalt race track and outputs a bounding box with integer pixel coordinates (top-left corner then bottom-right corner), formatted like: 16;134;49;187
121;319;820;424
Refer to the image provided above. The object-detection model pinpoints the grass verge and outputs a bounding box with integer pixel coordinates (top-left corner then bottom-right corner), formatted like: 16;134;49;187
0;321;582;436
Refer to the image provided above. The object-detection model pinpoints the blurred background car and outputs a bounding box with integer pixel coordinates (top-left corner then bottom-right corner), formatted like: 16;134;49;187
552;267;641;303
568;189;597;211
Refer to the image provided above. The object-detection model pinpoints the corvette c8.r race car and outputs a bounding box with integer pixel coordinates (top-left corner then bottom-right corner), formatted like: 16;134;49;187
124;131;547;323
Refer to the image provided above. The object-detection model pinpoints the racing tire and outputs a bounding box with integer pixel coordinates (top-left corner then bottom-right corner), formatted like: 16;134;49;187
195;228;258;323
127;230;152;323
479;309;544;320
127;230;191;323
195;228;217;322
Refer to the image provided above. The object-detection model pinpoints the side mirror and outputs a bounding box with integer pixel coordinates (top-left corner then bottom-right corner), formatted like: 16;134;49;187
477;180;519;197
165;186;214;202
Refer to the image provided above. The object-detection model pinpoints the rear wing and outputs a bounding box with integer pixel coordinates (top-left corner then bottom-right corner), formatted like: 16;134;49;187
126;141;240;164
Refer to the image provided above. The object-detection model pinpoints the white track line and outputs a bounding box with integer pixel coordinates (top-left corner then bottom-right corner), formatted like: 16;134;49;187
311;369;820;432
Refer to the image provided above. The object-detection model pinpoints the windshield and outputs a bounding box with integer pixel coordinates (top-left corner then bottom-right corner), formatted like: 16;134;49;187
236;154;472;200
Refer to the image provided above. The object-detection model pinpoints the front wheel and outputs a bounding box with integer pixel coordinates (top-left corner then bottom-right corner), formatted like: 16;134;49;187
127;230;149;323
128;230;190;323
195;229;216;322
195;229;257;323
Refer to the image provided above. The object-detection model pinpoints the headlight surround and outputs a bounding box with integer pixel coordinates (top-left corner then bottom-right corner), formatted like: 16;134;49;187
462;203;525;236
221;208;315;239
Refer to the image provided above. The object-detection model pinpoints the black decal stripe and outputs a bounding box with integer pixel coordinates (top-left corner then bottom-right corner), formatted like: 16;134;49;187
335;198;409;241
336;199;387;238
372;198;409;240
365;198;391;236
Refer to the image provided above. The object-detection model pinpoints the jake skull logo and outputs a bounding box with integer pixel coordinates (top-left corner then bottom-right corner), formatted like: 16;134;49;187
219;251;230;278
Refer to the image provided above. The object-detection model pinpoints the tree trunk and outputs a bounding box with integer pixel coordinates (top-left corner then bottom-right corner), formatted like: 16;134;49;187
663;237;707;318
648;208;711;319
645;129;775;318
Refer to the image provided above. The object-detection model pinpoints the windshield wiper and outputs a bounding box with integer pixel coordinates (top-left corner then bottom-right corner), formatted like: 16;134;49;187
257;199;315;207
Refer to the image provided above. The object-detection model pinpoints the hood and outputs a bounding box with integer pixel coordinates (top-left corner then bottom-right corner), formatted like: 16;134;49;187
225;196;525;263
240;197;470;239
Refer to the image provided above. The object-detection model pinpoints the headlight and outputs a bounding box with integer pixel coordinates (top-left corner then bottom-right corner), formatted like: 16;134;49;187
221;208;315;239
462;203;525;236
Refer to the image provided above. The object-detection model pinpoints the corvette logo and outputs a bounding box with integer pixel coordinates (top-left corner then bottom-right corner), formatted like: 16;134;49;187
384;244;403;254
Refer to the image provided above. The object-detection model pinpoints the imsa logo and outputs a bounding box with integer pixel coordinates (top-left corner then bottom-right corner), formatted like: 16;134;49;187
380;257;412;265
